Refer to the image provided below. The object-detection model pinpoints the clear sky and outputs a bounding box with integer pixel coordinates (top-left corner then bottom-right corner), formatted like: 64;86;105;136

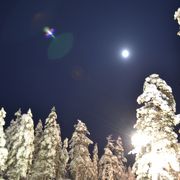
0;0;180;161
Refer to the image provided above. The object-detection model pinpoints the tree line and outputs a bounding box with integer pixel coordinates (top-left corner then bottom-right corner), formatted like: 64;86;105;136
0;74;179;180
0;108;134;180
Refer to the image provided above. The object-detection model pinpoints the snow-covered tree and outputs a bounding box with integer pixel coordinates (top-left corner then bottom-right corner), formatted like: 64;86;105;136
99;136;114;180
92;143;99;180
99;136;127;180
174;8;180;36
6;109;34;179
113;136;127;180
30;107;62;180
126;166;135;180
55;123;63;180
33;119;43;160
58;138;69;179
131;74;180;179
5;109;21;148
0;108;8;179
28;119;43;178
69;120;94;180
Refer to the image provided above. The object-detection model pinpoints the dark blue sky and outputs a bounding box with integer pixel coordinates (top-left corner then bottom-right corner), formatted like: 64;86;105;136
0;0;180;158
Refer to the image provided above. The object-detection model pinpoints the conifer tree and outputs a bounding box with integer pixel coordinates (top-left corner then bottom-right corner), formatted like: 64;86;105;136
5;109;21;156
55;123;63;180
99;136;127;180
33;119;43;160
28;119;43;178
126;166;135;180
69;120;94;180
58;138;69;179
92;143;99;180
30;107;62;180
5;109;21;138
113;136;127;180
174;8;180;36
131;74;180;179
0;108;8;179
99;136;114;180
6;109;34;179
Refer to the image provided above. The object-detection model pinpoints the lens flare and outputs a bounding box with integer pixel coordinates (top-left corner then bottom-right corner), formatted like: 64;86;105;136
43;26;55;38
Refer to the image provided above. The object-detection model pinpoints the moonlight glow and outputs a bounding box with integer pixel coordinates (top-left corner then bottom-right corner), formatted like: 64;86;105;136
121;49;130;58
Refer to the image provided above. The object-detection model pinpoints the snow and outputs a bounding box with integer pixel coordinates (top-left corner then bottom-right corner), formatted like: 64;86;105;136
0;74;178;179
131;74;180;179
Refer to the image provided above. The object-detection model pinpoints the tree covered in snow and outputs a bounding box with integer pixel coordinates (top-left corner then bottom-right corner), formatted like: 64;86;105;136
54;123;63;179
30;107;62;180
6;109;34;179
0;108;8;178
69;120;94;180
58;138;69;179
28;119;43;177
99;135;127;180
33;119;43;160
99;136;115;180
92;143;99;180
126;166;135;180
131;74;180;179
174;8;180;36
113;136;127;180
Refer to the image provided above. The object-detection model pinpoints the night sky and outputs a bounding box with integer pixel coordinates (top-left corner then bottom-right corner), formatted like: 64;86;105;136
0;0;180;161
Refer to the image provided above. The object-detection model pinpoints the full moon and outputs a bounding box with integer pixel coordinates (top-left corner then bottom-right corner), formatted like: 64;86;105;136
121;49;130;58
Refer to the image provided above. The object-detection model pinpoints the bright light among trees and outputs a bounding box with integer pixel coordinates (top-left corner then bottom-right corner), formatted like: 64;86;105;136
131;132;151;153
0;74;179;179
131;74;180;179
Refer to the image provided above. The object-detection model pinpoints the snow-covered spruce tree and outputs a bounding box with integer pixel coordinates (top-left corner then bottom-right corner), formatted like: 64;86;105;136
58;138;69;179
30;107;62;180
99;136;114;180
5;109;21;154
99;136;127;180
28;119;43;178
131;74;180;179
174;8;180;36
92;143;99;180
5;109;22;138
6;109;34;180
113;136;127;180
33;119;43;161
55;123;63;180
69;120;94;180
0;108;8;179
126;166;135;180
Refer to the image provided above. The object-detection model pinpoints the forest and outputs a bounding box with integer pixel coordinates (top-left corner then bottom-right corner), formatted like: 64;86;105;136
0;74;179;180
